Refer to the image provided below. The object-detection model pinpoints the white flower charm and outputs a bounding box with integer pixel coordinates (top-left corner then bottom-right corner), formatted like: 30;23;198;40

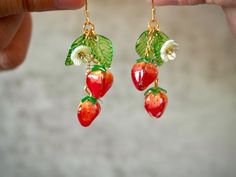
160;40;179;63
71;45;91;66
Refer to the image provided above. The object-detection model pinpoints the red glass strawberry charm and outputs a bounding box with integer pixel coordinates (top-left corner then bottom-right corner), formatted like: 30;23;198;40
131;59;158;91
77;96;101;127
86;65;113;99
75;65;113;127
144;87;168;118
130;0;178;121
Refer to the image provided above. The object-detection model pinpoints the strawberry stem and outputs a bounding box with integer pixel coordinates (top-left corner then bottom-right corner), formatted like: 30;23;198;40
154;79;158;89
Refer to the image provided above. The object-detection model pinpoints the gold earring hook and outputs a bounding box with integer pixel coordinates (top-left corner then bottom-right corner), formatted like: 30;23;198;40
148;0;159;30
84;0;90;22
151;0;156;20
85;0;88;11
83;0;96;36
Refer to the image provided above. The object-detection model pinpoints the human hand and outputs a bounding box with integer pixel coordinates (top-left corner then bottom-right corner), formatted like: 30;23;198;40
0;0;84;70
153;0;236;37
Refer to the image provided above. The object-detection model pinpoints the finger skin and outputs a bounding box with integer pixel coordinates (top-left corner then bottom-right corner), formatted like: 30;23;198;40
154;0;205;5
0;0;85;17
0;13;32;70
0;15;24;49
223;7;236;36
153;0;236;6
152;0;236;37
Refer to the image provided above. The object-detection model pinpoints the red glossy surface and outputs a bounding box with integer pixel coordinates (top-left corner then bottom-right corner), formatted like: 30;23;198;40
144;92;168;118
86;70;113;99
77;101;101;127
131;62;158;91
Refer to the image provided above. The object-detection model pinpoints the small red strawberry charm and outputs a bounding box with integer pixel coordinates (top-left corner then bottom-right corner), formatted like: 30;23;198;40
86;65;113;99
77;96;101;127
144;87;168;118
131;58;158;91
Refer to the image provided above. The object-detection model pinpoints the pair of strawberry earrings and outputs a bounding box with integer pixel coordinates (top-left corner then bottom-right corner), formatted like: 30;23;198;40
65;0;179;127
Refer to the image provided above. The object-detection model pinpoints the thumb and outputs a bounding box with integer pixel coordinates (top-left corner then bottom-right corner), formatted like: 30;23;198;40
0;0;85;17
223;7;236;37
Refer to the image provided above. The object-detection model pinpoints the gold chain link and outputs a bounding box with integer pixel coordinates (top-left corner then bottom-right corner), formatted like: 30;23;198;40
146;0;159;87
145;29;154;58
83;0;95;96
145;0;159;58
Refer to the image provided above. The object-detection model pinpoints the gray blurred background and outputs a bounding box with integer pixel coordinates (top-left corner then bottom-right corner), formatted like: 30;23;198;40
0;0;236;177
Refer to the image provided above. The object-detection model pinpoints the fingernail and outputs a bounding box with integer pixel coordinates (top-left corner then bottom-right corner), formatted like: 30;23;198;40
55;0;85;9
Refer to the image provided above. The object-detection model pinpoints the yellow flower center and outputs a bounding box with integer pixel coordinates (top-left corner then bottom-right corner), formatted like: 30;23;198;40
77;52;86;59
166;46;174;55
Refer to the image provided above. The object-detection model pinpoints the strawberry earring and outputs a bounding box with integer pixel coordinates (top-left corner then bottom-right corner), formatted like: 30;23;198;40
131;0;179;119
65;0;114;127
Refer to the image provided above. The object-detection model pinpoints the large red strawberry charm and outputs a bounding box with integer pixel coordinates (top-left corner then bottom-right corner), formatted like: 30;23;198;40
77;96;101;127
144;87;168;118
131;59;158;91
86;65;113;99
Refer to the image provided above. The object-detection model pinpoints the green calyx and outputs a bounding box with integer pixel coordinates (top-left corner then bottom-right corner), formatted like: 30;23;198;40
136;58;153;64
81;96;97;104
144;87;167;96
91;65;107;72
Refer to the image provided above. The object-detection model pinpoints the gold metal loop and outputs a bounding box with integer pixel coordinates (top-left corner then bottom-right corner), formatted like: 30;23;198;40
83;21;95;34
154;80;158;89
148;19;159;30
83;21;95;31
84;86;92;96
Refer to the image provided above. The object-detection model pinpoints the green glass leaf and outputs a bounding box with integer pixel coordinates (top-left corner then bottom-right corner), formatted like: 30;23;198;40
89;35;113;68
154;31;169;66
135;30;169;66
154;43;164;66
136;31;154;59
65;48;74;66
65;34;113;68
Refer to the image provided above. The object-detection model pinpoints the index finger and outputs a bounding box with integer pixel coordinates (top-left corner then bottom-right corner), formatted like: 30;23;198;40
154;0;205;5
0;0;85;17
153;0;236;6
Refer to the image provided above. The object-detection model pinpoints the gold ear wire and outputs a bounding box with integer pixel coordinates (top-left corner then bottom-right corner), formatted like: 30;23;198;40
84;0;89;22
148;0;159;30
85;0;88;10
83;0;96;36
151;0;156;20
